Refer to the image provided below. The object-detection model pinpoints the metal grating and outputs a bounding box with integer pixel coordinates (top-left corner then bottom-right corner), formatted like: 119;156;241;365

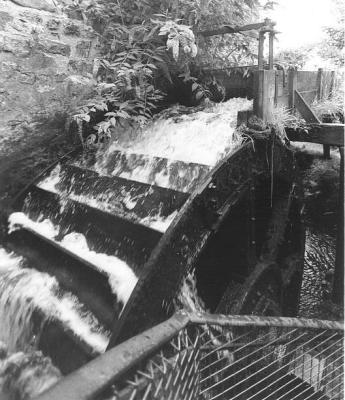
114;329;201;400
198;325;343;400
34;312;343;400
111;314;343;400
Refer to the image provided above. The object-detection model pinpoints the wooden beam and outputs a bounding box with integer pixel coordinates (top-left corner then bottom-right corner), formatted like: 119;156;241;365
294;90;321;123
288;70;297;111
286;123;345;146
197;21;271;37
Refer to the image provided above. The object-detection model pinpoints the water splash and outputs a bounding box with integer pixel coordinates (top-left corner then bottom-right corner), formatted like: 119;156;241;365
103;98;252;166
36;179;178;233
8;212;58;237
176;270;206;313
61;232;138;305
140;210;178;233
8;213;138;306
0;247;110;355
37;164;62;193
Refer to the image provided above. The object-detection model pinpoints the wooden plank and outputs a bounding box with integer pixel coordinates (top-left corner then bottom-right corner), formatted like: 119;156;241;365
237;110;254;127
294;90;321;123
286;123;345;146
24;185;162;269
288;69;297;110
296;71;318;92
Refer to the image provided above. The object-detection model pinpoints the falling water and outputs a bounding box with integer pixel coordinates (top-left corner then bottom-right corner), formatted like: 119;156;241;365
1;97;253;398
0;247;111;398
0;347;61;400
36;98;252;233
101;98;253;166
0;247;110;353
8;212;138;307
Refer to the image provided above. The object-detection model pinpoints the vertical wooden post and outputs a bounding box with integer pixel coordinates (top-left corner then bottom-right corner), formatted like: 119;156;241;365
274;71;278;106
333;146;344;306
317;68;331;159
329;70;336;98
288;69;297;112
317;67;324;100
253;70;275;122
258;31;265;69
323;144;331;159
268;32;274;70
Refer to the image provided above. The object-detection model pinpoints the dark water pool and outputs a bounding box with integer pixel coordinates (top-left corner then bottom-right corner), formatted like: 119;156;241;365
299;220;337;318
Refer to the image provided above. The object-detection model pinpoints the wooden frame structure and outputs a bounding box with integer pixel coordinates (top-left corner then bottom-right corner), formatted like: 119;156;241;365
200;20;344;307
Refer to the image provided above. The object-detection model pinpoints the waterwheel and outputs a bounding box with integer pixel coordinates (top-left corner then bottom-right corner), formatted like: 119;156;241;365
4;134;304;372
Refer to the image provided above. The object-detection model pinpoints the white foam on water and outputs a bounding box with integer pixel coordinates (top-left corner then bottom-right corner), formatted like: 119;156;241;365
36;180;177;233
103;98;252;166
8;212;59;238
176;270;206;313
140;210;178;233
60;232;138;306
8;213;138;306
122;192;138;210
37;164;62;193
0;247;109;354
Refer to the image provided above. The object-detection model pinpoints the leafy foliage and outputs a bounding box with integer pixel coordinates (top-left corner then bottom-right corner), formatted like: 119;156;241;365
274;48;312;70
66;0;267;143
318;0;344;67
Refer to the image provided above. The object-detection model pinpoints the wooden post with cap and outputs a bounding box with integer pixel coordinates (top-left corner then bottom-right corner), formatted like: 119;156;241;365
269;31;274;70
258;31;265;70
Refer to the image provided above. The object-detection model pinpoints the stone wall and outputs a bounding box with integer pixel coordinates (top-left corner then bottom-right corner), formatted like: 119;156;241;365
0;0;98;146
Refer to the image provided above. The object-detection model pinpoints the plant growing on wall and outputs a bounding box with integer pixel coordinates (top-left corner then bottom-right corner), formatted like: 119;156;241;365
68;0;268;143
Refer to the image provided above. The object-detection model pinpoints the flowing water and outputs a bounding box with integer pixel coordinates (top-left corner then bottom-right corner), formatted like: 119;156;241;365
300;223;337;318
101;98;252;166
0;97;338;398
0;247;110;399
0;98;251;398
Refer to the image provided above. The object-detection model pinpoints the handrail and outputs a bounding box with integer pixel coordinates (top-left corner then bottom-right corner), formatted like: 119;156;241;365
34;311;343;400
35;311;190;400
189;312;344;331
